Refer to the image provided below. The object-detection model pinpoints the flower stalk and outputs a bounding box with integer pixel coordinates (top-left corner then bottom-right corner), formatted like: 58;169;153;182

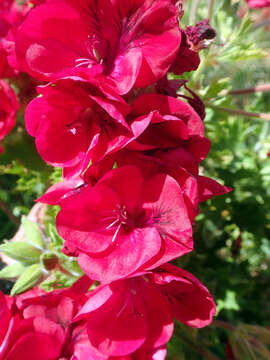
206;103;270;121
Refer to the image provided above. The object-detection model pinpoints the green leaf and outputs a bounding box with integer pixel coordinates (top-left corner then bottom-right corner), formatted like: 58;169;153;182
22;216;46;250
216;290;240;315
237;12;252;39
0;263;25;279
11;264;43;296
0;242;42;265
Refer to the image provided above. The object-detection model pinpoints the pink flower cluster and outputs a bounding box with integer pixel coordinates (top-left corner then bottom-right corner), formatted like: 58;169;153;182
0;1;230;358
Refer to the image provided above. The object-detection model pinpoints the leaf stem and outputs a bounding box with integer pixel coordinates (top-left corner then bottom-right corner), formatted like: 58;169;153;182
205;103;270;121
254;18;270;29
226;84;270;96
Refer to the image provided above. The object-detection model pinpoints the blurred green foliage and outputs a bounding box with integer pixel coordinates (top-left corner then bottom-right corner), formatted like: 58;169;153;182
171;0;270;359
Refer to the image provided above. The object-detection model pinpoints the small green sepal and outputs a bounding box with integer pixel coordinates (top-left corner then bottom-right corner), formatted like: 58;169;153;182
11;264;43;296
21;216;46;250
0;263;25;279
0;242;42;265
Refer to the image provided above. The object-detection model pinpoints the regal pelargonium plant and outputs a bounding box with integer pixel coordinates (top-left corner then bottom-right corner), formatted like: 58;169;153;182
0;0;233;359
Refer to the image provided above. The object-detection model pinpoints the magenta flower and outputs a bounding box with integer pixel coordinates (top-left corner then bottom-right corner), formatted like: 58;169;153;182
0;268;214;359
74;264;215;357
56;165;193;282
0;80;18;152
0;0;29;78
70;327;166;360
153;148;231;203
25;78;148;169
0;276;93;360
0;290;66;360
15;0;181;94
127;93;206;151
246;0;270;8
39;144;230;228
156;78;206;121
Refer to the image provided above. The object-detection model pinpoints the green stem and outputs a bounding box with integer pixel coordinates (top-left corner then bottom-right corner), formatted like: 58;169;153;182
205;103;270;121
191;54;207;84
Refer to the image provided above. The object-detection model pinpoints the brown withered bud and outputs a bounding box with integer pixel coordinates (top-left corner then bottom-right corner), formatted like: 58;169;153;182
186;19;216;51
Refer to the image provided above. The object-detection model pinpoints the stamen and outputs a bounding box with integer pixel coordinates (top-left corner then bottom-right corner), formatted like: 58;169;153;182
106;218;120;230
75;61;93;68
116;296;129;318
111;222;122;243
75;58;92;62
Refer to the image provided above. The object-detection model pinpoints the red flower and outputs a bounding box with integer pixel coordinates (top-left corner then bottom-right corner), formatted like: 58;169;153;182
27;87;207;174
0;276;93;360
70;328;166;360
0;0;29;78
74;264;215;357
0;41;16;79
0;291;66;360
156;79;206;120
38;150;200;229
153;148;231;203
0;267;214;359
25;78;143;169
56;165;193;282
128;93;206;151
0;80;18;151
39;144;230;227
15;0;181;94
153;263;216;328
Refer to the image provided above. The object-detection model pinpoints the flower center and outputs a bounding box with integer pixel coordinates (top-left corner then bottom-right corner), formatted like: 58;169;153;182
104;204;146;241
